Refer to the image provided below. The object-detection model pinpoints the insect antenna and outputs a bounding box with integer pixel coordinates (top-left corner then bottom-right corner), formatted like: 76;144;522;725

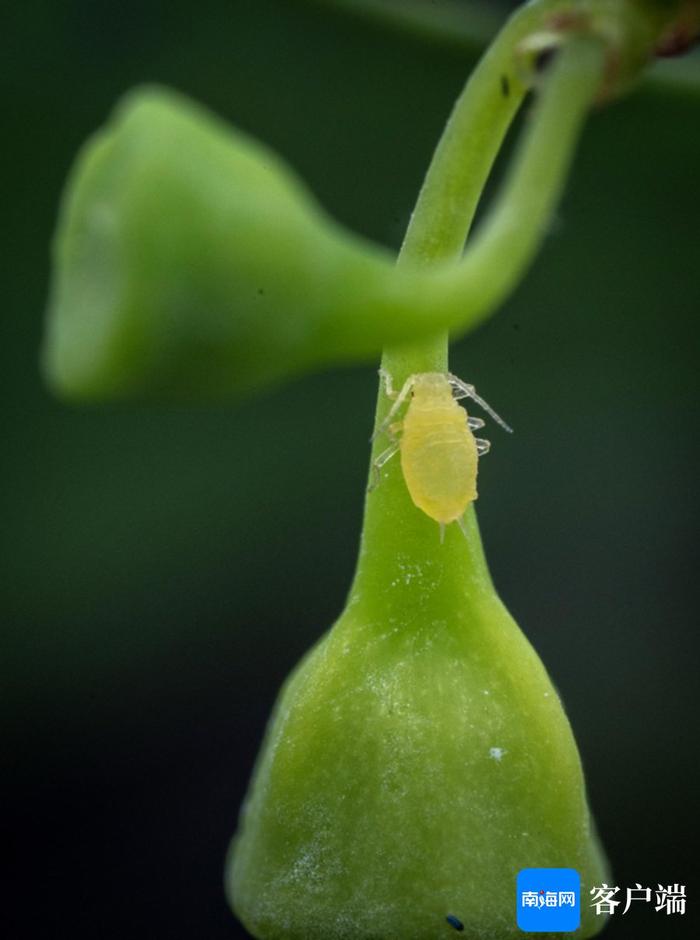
447;374;513;433
470;391;513;434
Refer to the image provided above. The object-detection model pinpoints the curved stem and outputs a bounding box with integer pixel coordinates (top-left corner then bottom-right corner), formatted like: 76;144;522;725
436;34;605;334
334;32;604;363
376;0;538;398
349;32;604;613
347;7;534;610
398;12;529;266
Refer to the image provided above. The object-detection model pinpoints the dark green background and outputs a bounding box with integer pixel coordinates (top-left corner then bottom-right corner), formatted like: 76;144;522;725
3;1;698;937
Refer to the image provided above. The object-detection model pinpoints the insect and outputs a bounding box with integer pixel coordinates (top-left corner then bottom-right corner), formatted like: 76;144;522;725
445;913;465;931
371;369;511;539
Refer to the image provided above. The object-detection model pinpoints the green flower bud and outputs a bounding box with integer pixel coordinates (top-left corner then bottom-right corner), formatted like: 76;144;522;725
42;87;424;401
43;2;690;406
40;40;601;406
226;512;610;939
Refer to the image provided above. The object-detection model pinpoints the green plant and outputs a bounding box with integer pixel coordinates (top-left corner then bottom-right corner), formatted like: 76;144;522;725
42;1;699;937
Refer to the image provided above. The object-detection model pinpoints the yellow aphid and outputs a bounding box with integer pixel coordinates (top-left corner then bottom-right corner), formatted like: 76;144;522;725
372;370;511;537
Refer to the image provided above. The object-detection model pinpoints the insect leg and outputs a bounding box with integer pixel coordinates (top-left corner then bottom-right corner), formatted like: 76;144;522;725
475;437;491;456
467;416;485;430
447;374;513;433
378;367;396;399
371;375;415;441
367;441;400;491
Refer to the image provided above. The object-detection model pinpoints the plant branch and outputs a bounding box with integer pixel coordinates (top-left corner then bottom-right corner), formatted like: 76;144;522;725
351;30;604;606
376;1;540;393
439;35;605;332
361;34;606;358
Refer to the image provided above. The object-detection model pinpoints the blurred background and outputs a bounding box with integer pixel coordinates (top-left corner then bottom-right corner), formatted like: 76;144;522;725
3;1;698;937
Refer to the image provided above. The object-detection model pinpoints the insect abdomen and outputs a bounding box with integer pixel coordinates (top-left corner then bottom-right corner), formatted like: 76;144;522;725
400;412;478;524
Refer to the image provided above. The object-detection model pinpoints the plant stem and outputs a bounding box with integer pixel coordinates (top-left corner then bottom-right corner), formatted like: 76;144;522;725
361;33;606;357
436;35;606;335
349;31;604;613
382;0;535;381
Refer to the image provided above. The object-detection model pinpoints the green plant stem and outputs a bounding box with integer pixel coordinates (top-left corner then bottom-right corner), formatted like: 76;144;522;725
398;14;530;266
436;35;606;335
369;1;537;392
349;33;604;613
365;34;606;358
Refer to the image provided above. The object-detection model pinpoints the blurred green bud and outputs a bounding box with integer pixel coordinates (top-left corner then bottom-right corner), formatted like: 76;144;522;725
40;61;594;404
226;517;609;939
43;87;438;401
42;3;697;404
